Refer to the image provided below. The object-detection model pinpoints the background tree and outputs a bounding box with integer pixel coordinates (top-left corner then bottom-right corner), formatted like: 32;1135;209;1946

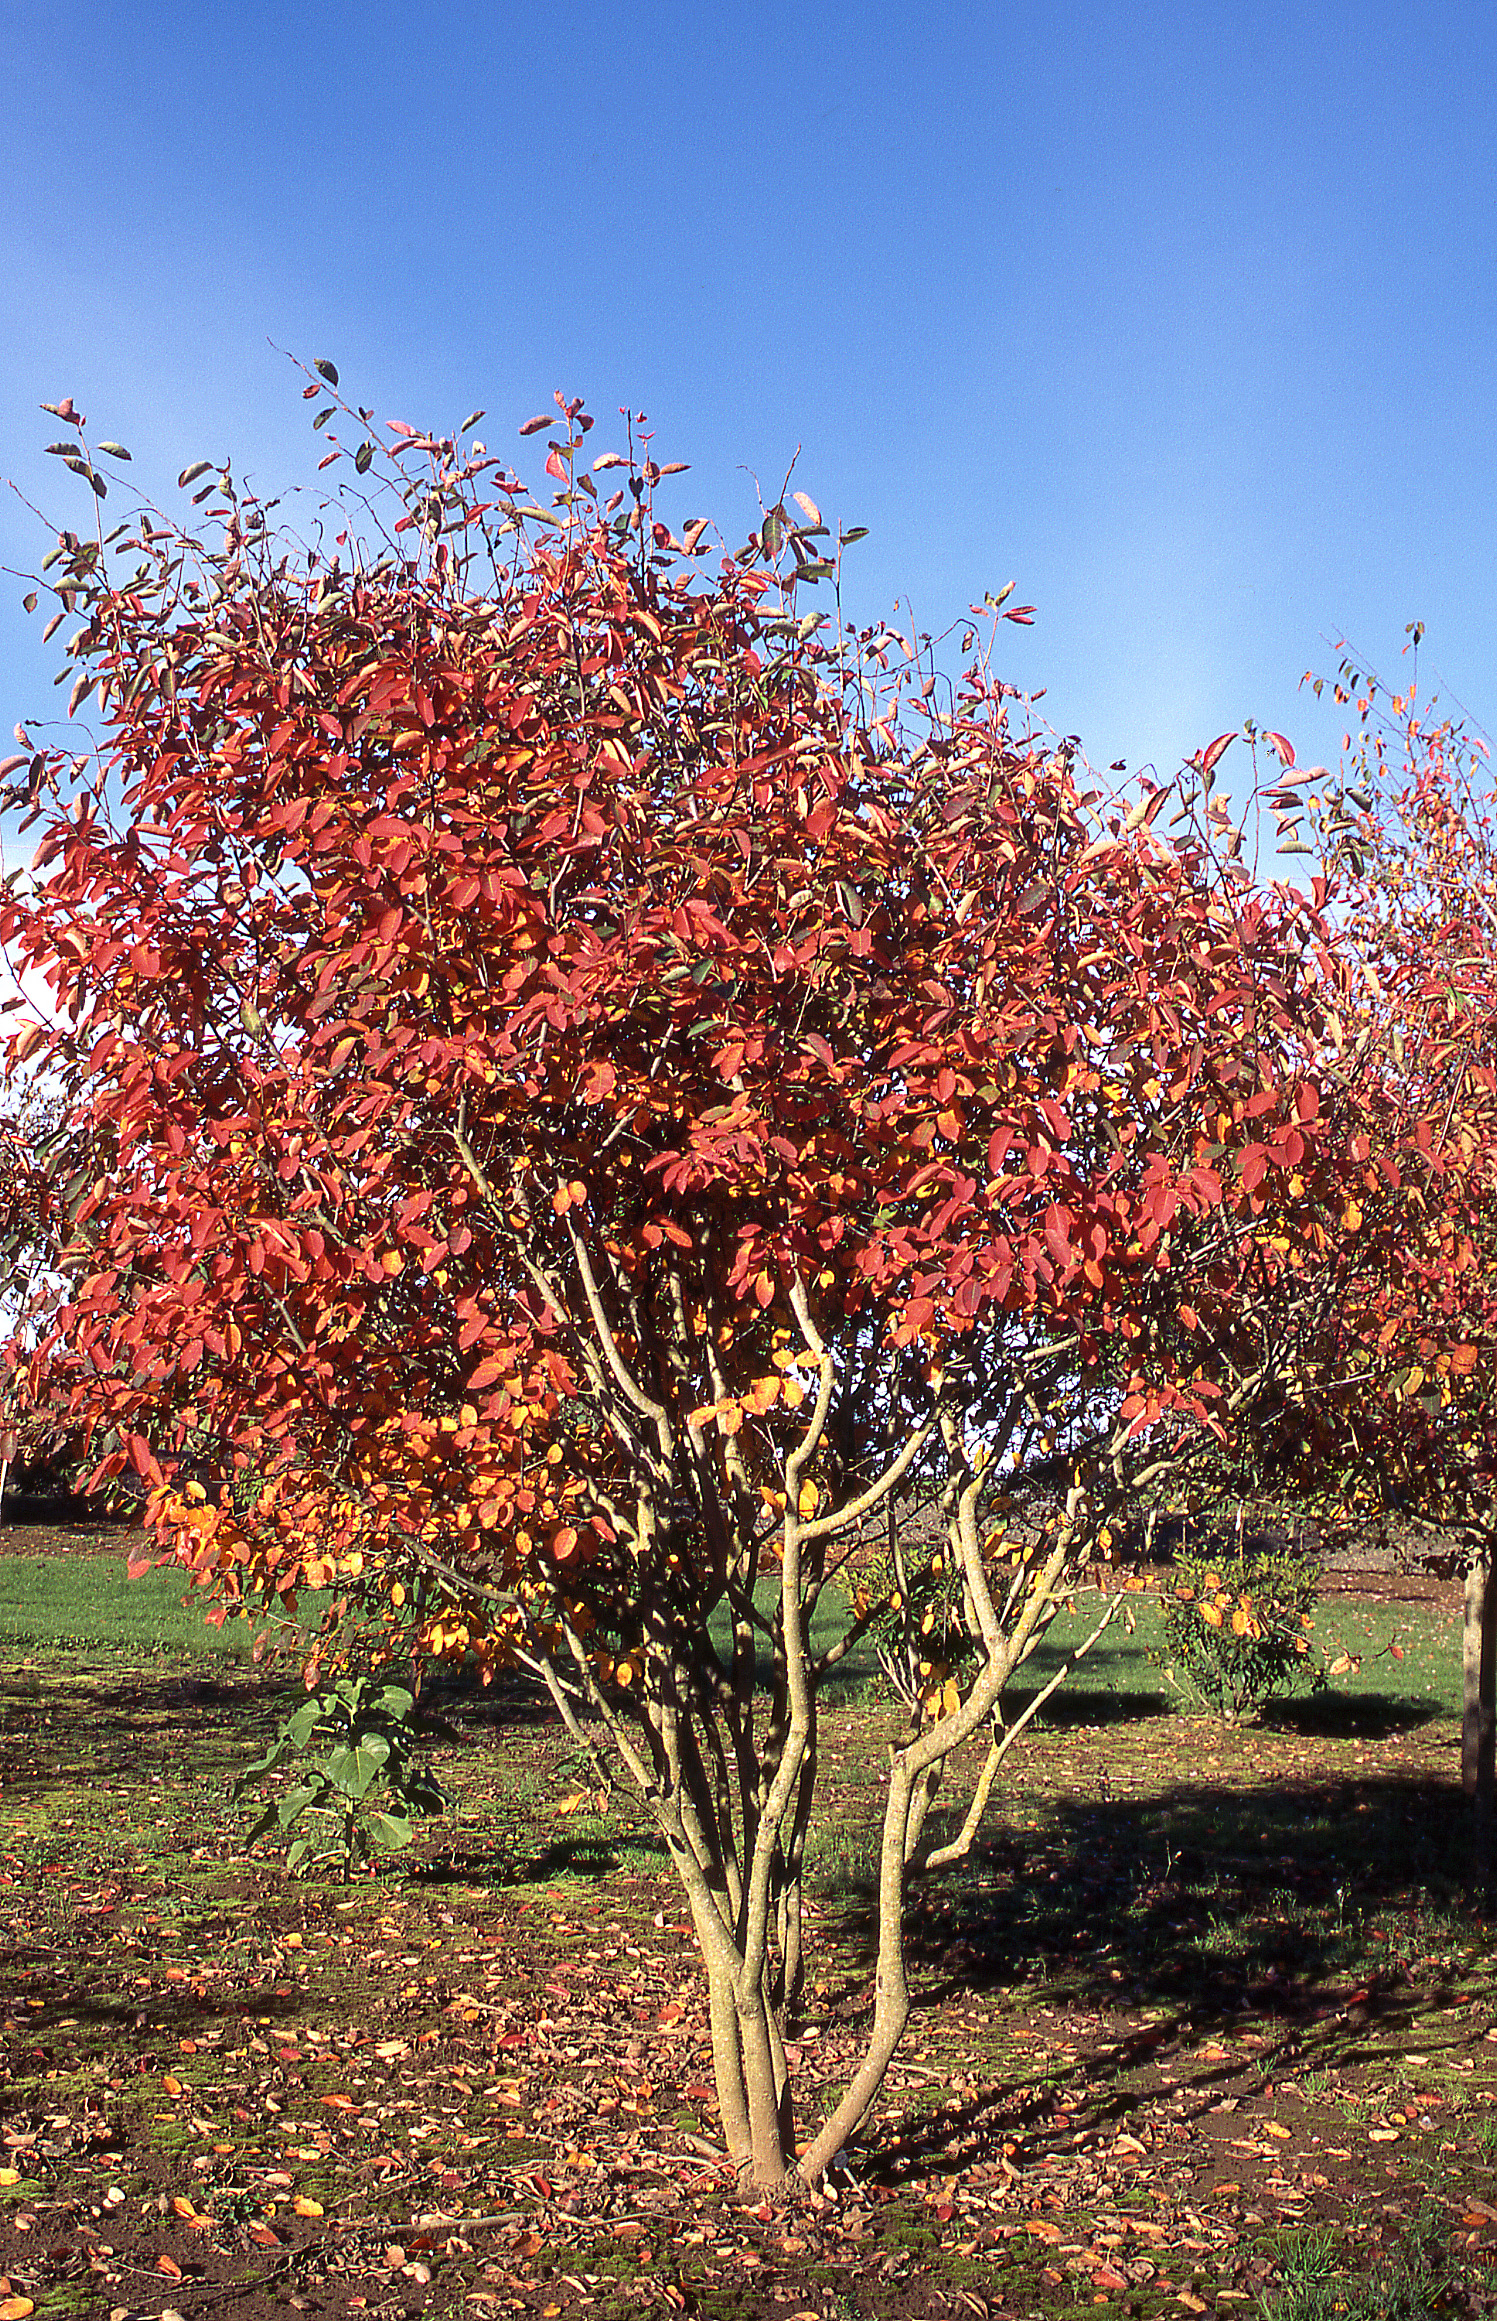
1281;650;1497;1873
0;377;1372;2186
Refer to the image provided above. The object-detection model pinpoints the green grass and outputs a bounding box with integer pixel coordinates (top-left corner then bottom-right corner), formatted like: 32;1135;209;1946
1258;2219;1452;2321
0;1548;1458;1731
705;1570;875;1679
0;1547;333;1661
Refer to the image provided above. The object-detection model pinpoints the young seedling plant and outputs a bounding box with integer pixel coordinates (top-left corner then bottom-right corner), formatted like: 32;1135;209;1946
237;1675;450;1880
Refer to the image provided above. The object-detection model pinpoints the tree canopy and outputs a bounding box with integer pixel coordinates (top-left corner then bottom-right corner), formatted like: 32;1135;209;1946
3;377;1489;2182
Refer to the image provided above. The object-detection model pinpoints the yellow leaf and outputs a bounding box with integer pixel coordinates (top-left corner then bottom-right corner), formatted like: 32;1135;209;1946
0;2298;36;2319
798;1479;819;1518
162;2072;183;2097
1199;1602;1223;1629
0;2168;19;2187
293;2194;325;2217
1265;2120;1290;2139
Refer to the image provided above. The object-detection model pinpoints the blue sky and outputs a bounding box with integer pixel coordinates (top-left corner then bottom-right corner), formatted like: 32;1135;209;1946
2;0;1494;830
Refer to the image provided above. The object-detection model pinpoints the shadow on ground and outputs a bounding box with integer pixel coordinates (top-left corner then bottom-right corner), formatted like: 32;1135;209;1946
825;1767;1482;2046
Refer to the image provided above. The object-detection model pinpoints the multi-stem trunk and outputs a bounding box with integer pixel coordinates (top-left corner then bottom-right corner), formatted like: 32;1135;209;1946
794;1464;1086;2187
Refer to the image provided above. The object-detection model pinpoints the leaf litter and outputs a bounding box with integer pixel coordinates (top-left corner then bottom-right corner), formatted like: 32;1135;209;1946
3;1565;1497;2317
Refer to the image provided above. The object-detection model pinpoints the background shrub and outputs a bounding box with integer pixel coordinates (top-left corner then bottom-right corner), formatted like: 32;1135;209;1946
1159;1543;1323;1721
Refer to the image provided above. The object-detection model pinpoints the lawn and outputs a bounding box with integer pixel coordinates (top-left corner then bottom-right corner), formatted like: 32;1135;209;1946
1;1537;1495;2321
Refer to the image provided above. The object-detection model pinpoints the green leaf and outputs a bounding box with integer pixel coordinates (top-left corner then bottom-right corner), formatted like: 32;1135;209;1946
286;1835;313;1874
355;443;374;474
283;1700;323;1749
324;1735;391;1798
236;1736;293;1786
364;1811;414;1851
460;410;485;435
839;526;869;545
761;509;783;556
178;461;215;489
404;1769;451;1816
315;357;340;388
277;1782;322;1829
97;441;132;461
313;407;335;432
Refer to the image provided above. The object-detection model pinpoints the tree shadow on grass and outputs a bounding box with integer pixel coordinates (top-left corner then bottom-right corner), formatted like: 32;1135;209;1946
410;1829;672;1887
1262;1691;1445;1740
833;1768;1484;2185
822;1767;1480;2047
1001;1683;1174;1727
